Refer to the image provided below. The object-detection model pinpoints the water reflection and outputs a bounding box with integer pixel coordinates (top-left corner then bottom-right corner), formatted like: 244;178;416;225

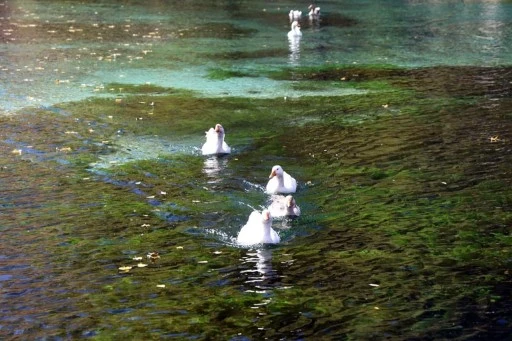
202;155;228;183
240;248;279;291
476;2;505;63
288;36;302;66
308;5;321;31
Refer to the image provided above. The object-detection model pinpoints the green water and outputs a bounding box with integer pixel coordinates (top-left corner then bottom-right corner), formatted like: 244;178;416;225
1;0;512;340
1;65;511;339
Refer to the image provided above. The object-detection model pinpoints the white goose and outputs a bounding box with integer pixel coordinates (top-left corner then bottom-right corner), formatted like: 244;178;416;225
288;21;302;39
308;4;320;17
289;10;302;22
266;165;297;194
201;123;231;155
236;210;280;245
268;195;301;218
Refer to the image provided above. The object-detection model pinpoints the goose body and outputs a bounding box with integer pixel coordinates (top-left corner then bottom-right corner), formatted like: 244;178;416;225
308;4;320;17
288;21;302;39
268;195;301;217
266;165;297;194
289;10;302;22
237;210;280;245
201;123;231;155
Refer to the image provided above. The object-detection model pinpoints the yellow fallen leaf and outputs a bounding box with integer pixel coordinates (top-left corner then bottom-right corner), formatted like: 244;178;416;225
118;266;132;272
132;257;143;261
137;263;148;268
156;284;166;288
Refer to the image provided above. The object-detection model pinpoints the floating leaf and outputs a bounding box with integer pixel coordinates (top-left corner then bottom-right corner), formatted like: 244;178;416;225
118;266;132;272
137;263;148;268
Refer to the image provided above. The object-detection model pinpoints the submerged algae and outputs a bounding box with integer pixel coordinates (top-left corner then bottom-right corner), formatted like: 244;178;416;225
1;64;512;339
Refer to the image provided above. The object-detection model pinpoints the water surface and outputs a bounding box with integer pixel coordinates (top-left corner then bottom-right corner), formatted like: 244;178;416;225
1;0;512;339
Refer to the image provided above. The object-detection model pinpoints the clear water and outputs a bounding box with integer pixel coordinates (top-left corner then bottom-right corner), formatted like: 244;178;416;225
1;0;512;339
2;0;512;111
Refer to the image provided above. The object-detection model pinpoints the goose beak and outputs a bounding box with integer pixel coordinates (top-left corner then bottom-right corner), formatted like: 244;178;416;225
269;170;276;178
263;210;271;221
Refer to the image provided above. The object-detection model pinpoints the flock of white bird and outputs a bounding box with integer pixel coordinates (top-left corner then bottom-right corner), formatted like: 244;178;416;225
201;124;301;246
288;4;321;38
198;6;321;246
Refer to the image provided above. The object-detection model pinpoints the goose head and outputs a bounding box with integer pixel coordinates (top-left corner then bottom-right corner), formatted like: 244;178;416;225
262;209;271;221
269;165;284;179
214;123;224;134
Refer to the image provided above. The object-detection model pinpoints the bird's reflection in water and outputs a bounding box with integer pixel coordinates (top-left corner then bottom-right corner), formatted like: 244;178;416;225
240;248;279;291
288;36;301;66
308;15;321;31
202;155;228;183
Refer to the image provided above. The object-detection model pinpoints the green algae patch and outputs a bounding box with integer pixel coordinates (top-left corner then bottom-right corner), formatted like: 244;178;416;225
2;64;512;340
206;48;289;61
267;64;403;82
206;68;257;80
102;83;184;95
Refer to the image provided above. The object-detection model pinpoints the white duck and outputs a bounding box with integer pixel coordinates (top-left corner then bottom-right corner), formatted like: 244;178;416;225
268;195;301;218
236;209;280;245
308;4;320;17
288;21;302;39
289;10;302;22
201;123;231;155
266;165;297;194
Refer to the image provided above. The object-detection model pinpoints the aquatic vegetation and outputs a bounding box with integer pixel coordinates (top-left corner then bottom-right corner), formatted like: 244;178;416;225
206;48;289;61
267;64;403;81
2;58;512;340
206;68;257;80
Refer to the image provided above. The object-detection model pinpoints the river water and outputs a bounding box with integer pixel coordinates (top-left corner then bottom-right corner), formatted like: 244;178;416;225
1;0;512;339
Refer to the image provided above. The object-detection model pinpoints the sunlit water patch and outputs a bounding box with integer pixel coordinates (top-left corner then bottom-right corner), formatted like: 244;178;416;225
90;134;202;169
